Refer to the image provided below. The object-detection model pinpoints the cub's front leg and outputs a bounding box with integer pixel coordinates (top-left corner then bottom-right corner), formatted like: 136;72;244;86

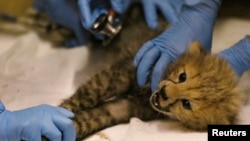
72;98;131;140
60;58;136;113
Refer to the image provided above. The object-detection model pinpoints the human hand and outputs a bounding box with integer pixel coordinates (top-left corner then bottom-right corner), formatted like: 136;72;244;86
218;36;250;77
33;0;88;47
184;0;204;6
0;102;76;141
78;0;184;34
133;0;221;92
111;0;184;29
139;0;184;29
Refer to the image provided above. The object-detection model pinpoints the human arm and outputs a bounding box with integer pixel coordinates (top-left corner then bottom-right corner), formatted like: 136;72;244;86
0;101;75;141
33;0;88;47
218;36;250;77
184;0;204;6
133;0;222;92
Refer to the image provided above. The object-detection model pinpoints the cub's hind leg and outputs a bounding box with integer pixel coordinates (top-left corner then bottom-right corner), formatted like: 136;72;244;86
73;94;162;140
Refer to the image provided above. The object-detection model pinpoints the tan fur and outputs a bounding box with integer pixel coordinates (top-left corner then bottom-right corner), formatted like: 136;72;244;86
151;41;245;130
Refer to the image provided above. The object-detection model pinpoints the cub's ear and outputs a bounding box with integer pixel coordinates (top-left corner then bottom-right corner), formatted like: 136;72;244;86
187;41;204;56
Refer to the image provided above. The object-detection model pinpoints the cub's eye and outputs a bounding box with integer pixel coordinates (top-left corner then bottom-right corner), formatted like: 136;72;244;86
181;99;192;110
178;72;186;82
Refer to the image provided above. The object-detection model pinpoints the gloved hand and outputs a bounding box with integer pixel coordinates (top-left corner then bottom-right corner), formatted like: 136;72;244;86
139;0;184;29
218;36;250;77
108;0;204;29
79;0;183;31
184;0;204;6
0;101;76;141
133;0;221;92
33;0;88;47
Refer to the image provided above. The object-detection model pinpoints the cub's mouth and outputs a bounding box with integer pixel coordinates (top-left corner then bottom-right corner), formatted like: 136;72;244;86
150;91;162;110
150;91;174;117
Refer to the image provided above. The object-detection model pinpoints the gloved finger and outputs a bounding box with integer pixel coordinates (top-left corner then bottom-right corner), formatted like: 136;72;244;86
32;0;46;12
93;32;106;40
110;0;123;13
78;0;92;29
56;107;74;118
42;121;62;141
184;0;203;6
136;47;160;87
93;7;108;19
151;56;171;92
12;128;42;141
22;134;42;141
158;3;179;24
73;28;88;46
141;0;158;29
20;123;42;141
64;39;82;48
52;114;76;141
0;101;5;112
111;0;132;14
134;41;154;67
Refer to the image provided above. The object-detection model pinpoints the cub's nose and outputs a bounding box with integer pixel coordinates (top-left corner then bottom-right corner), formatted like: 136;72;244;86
159;86;168;100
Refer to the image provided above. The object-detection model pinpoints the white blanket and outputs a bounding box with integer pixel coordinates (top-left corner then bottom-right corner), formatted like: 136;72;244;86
0;16;250;141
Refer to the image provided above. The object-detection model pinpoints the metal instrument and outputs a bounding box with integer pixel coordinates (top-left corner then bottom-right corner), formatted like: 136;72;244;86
92;9;122;46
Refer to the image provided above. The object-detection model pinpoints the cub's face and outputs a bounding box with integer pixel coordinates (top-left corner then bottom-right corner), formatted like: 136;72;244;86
150;42;245;130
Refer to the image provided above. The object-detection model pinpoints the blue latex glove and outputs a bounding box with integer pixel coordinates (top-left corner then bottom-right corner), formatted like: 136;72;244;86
78;0;184;34
140;0;183;29
109;0;133;14
218;36;250;77
134;0;221;92
111;0;203;29
33;0;88;47
184;0;204;6
0;101;76;141
92;0;183;29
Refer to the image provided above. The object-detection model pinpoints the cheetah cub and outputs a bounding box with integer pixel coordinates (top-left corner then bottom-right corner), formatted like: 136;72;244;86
60;41;245;140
